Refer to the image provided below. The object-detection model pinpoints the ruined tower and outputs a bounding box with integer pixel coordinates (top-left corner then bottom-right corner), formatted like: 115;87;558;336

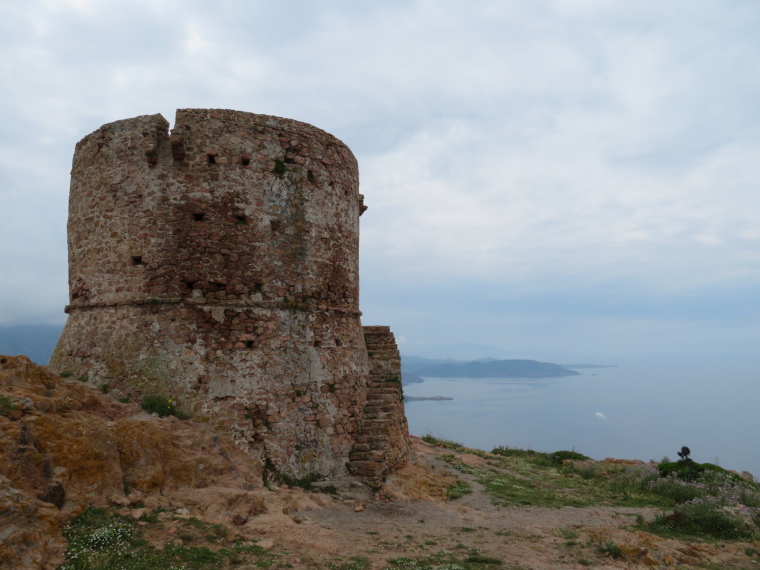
50;109;409;481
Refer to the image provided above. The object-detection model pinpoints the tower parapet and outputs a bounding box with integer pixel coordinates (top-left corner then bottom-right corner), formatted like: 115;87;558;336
51;109;401;479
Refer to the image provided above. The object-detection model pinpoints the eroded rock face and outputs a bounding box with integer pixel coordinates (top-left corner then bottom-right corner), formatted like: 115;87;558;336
0;354;264;569
0;474;63;570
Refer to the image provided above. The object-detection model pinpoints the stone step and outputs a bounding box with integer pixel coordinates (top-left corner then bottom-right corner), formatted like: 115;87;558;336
349;450;386;462
353;435;389;446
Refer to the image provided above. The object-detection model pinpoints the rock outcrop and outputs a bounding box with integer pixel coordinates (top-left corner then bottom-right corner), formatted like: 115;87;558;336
0;354;267;569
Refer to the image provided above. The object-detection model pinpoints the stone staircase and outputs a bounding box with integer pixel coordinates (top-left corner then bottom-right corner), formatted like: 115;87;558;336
347;326;410;486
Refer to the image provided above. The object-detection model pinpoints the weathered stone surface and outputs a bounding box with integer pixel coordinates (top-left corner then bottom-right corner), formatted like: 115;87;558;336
47;109;409;481
0;354;266;568
0;474;63;570
348;327;410;486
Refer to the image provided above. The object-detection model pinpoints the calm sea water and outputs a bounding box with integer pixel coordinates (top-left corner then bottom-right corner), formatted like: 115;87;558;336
403;358;760;477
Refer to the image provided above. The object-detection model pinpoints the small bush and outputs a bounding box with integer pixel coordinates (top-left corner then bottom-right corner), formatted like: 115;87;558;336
59;370;73;378
615;458;760;539
0;395;17;414
491;446;589;467
549;450;591;464
658;460;705;481
598;540;621;559
651;497;758;539
141;395;189;419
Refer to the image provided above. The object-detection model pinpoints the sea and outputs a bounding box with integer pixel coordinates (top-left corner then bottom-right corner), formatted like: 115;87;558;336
403;357;760;477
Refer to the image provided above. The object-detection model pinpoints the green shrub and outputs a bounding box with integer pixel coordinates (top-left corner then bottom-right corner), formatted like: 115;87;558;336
491;446;589;466
616;460;760;539
549;450;590;464
141;395;189;419
447;480;473;499
0;395;17;414
598;540;621;559
59;370;73;378
658;460;706;481
651;497;757;539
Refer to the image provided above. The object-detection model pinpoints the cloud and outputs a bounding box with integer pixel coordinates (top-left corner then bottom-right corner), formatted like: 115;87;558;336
0;0;758;360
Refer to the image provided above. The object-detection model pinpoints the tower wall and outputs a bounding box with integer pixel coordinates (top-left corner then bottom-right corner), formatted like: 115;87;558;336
50;109;371;477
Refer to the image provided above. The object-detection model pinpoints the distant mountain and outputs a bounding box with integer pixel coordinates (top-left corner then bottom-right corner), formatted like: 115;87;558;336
409;358;580;378
402;373;425;385
0;324;64;365
402;355;463;372
559;364;617;369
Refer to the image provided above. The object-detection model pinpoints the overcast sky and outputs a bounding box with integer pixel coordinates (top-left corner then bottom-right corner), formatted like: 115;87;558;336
1;0;758;362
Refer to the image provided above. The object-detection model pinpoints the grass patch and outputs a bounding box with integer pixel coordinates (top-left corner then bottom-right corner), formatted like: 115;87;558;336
447;480;473;500
491;446;589;466
327;556;371;570
480;446;760;540
59;507;275;569
480;449;669;509
422;434;490;458
385;550;503;569
422;434;468;452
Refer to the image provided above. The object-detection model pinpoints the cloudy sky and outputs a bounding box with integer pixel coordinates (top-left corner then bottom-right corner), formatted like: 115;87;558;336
2;0;758;362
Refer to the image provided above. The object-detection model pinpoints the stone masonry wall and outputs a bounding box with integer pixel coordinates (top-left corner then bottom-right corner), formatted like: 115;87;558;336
348;326;410;486
50;109;382;479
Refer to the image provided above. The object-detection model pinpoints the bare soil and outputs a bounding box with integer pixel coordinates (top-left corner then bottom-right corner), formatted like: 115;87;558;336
184;438;759;569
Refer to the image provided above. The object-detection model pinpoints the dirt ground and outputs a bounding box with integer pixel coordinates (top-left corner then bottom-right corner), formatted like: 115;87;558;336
212;438;759;569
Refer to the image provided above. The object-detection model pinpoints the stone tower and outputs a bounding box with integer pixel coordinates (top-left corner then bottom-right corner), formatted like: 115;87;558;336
50;109;409;480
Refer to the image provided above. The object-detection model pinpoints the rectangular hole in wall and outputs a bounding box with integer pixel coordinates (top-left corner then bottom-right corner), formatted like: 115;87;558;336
131;256;144;266
244;341;254;349
253;283;263;293
207;154;216;165
235;215;247;225
313;340;322;348
241;156;251;166
270;220;280;232
335;338;342;346
193;213;205;222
